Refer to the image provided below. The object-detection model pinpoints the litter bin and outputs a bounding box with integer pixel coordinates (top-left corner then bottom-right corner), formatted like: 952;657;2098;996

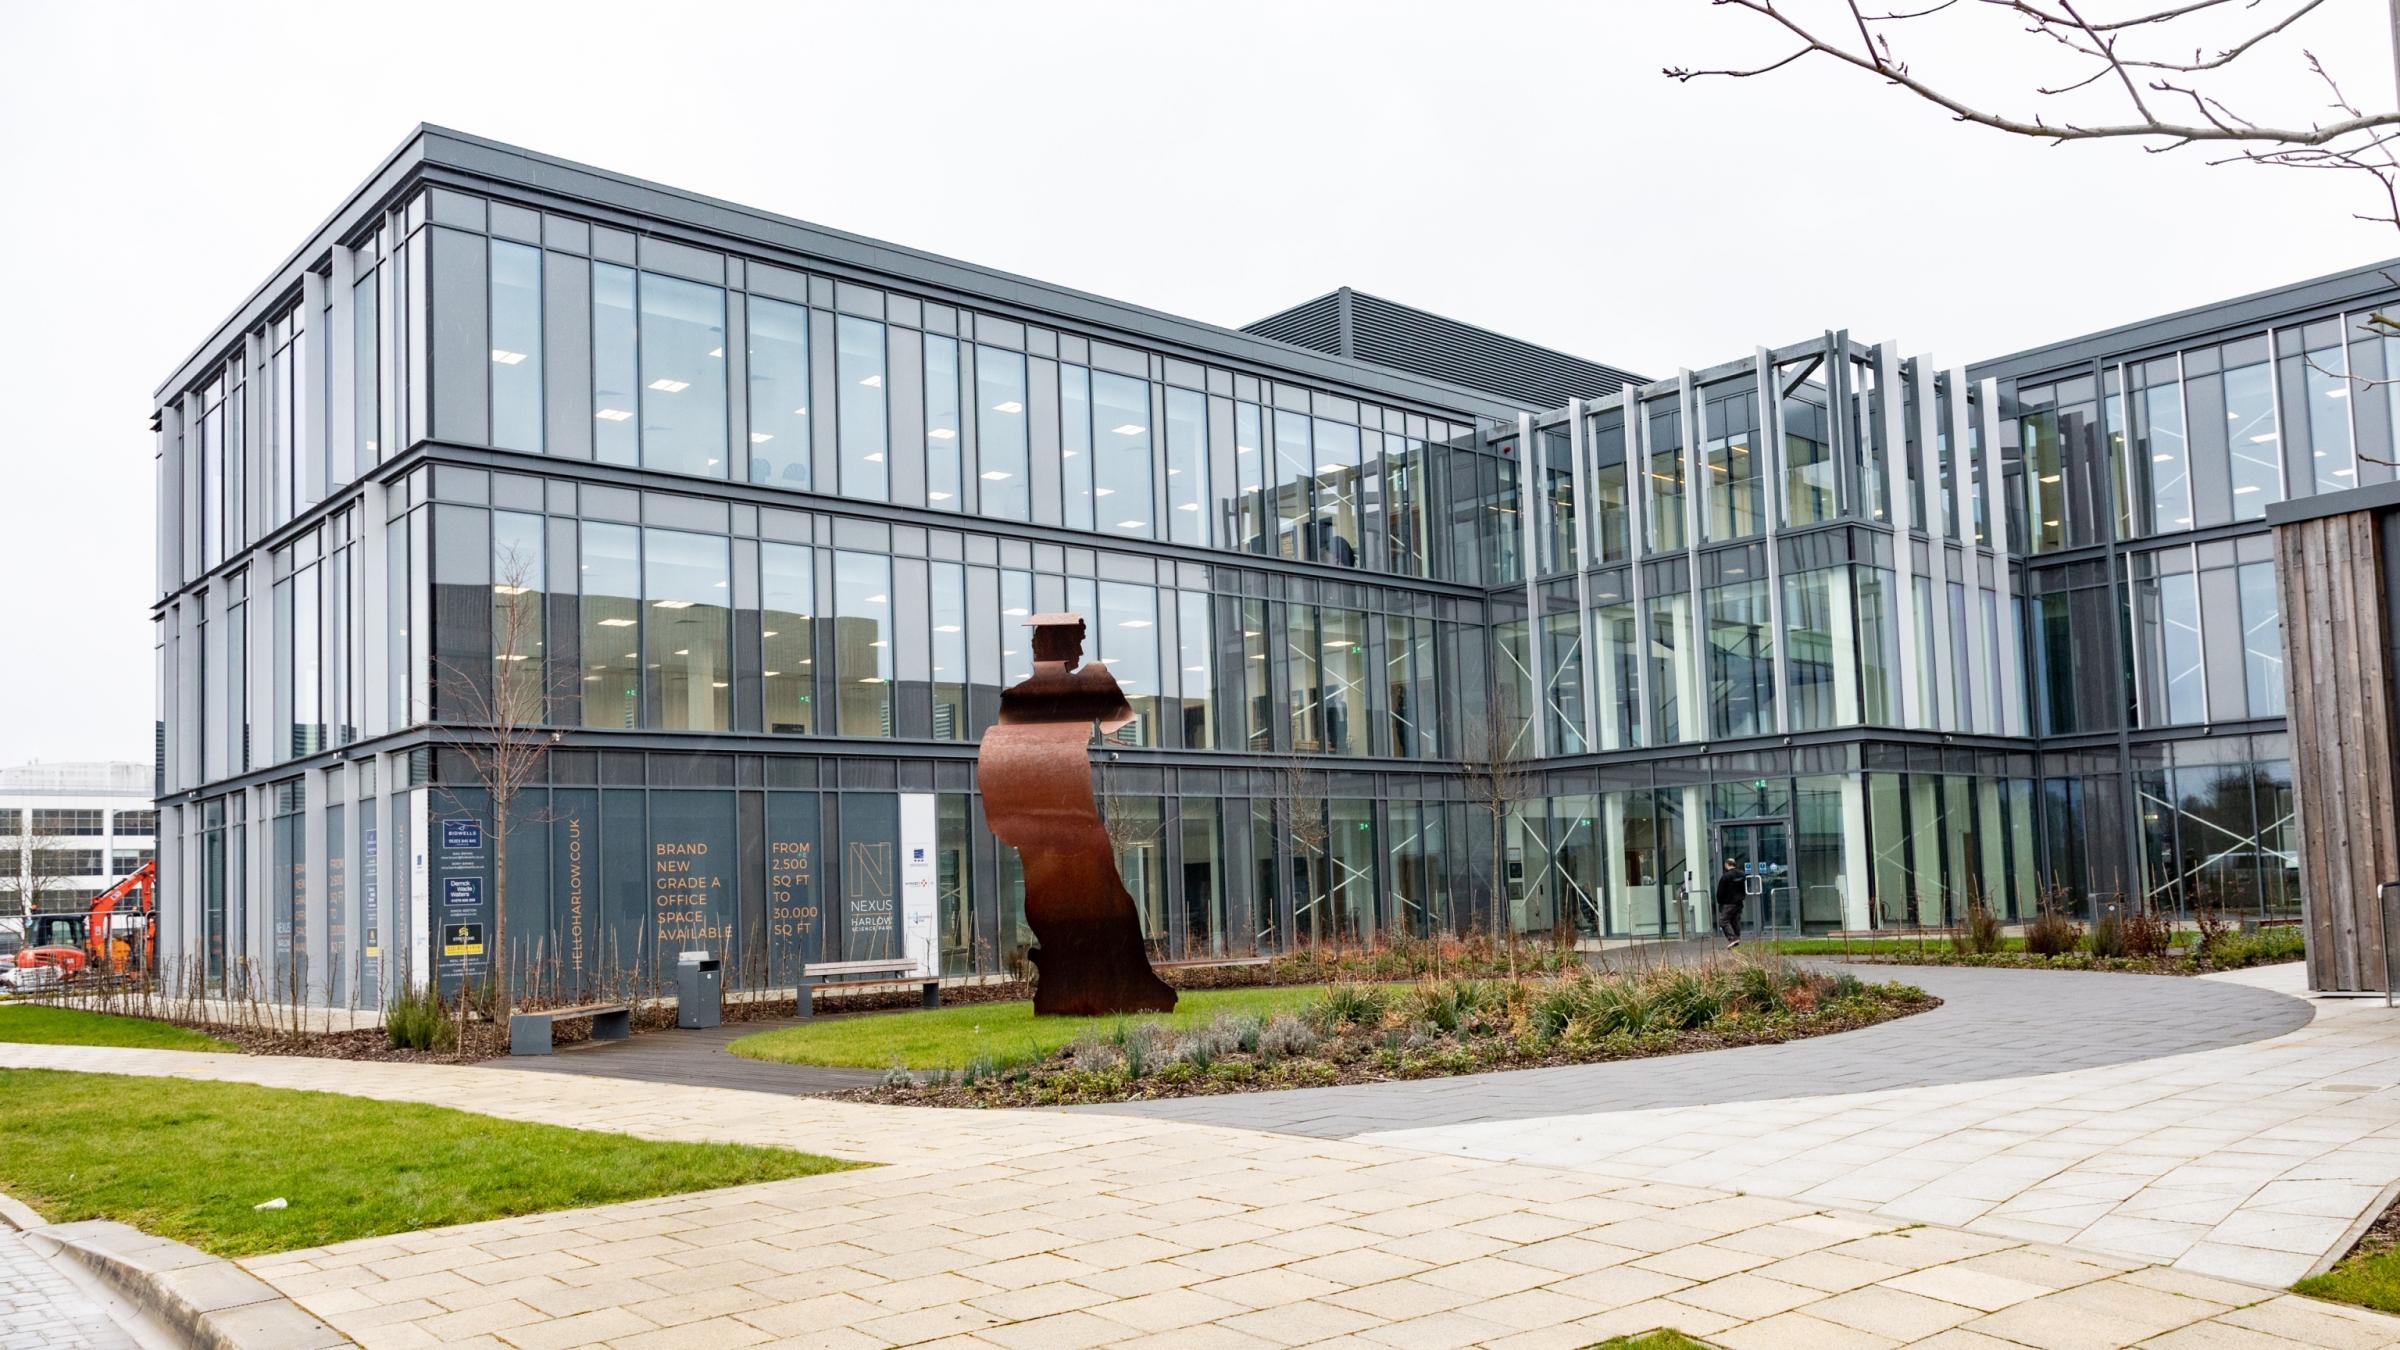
676;950;722;1029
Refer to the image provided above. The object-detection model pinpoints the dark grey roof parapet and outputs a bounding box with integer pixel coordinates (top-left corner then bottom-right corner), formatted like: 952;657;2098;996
1244;286;1645;410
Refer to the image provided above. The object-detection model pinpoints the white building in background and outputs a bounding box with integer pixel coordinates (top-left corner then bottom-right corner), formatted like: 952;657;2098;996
0;762;157;948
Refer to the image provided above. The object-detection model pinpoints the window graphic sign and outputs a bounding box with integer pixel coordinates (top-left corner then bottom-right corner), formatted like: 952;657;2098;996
442;922;485;957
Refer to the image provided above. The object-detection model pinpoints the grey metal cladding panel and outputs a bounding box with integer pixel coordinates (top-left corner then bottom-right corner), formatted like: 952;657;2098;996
1246;292;1346;354
408;127;1515;420
544;254;592;460
1971;253;2400;382
430;227;489;446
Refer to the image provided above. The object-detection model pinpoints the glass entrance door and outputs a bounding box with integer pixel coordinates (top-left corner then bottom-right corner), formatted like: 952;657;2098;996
1715;821;1793;937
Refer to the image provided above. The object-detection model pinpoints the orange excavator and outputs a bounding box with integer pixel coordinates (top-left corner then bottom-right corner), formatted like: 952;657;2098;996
11;861;155;982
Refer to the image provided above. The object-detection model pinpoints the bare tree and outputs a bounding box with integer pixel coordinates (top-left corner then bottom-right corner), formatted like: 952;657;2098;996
431;547;570;1018
1667;1;2400;228
1459;700;1536;980
1273;753;1331;949
4;834;87;920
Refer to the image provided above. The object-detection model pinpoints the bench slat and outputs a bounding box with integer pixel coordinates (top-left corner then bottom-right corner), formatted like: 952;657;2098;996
802;961;920;976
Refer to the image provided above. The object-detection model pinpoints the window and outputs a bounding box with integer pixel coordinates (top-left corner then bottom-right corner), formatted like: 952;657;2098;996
1783;396;1836;527
490;511;546;723
924;335;960;509
1094;372;1154;540
112;811;157;836
1165;388;1208;545
2225;343;2282;519
1592;601;1640;750
2129;358;2191;533
931;563;969;740
1319;608;1366;756
267;307;306;527
1706;580;1775;738
1178;590;1214;749
747;296;811;489
1273;411;1314;559
580;523;640;730
1587;412;1630;563
1542;608;1587;753
1385;615;1438;757
592;263;639;466
835;551;893;736
2240;560;2284;718
31;810;103;837
1646;594;1694;743
1241;600;1271;750
489;240;543;453
760;543;815;734
2282;321;2355;495
1645;401;1685;552
1314;419;1361;565
643;529;730;731
1063;365;1094;530
1782;567;1841;732
638;274;729;478
1703;388;1762;541
1234;403;1267;554
111;849;154;877
1538;427;1577;574
2131;555;2204;727
1098;582;1159;745
1385;433;1431;575
836;316;888;500
2020;387;2067;553
352;273;380;463
977;347;1029;519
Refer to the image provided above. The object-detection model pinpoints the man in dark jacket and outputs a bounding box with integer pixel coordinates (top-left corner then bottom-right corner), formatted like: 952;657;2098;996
1714;858;1746;948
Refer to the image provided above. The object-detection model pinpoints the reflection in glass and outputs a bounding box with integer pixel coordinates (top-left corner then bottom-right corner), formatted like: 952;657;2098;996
1312;418;1361;565
638;274;728;478
1099;581;1158;746
1384;615;1437;758
836;316;888;501
1320;608;1365;756
1094;372;1154;539
1542;609;1587;754
2132;360;2191;532
1062;365;1094;530
1646;401;1685;552
1165;387;1208;545
1273;411;1312;559
1646;594;1694;743
931;563;968;740
834;551;892;737
760;542;813;734
1706;580;1775;738
1703;389;1762;540
1856;567;1901;726
977;347;1029;519
2021;393;2066;553
489;241;542;453
1588;413;1631;562
1783;396;1835;526
747;296;811;489
490;510;545;721
1781;567;1841;732
2226;358;2282;519
1384;433;1429;575
1234;404;1267;554
642;528;730;731
1177;590;1214;749
592;264;638;466
923;335;960;509
1593;602;1640;751
2239;560;2283;718
1241;599;1271;751
1182;799;1223;959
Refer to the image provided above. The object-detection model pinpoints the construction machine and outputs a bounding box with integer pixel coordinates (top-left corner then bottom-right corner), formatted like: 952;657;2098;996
10;860;155;982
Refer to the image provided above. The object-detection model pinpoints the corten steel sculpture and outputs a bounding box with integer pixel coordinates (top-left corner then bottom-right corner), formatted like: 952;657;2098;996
978;613;1177;1016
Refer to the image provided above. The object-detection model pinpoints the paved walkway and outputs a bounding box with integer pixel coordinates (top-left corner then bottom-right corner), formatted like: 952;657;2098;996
1091;965;2312;1136
7;984;2400;1349
493;1017;881;1095
0;1227;139;1350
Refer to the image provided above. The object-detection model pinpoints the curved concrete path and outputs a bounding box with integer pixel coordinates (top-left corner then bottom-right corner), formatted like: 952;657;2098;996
1083;965;2314;1136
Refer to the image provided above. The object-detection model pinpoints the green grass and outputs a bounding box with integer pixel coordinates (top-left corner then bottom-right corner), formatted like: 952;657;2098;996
0;1004;237;1052
2297;1243;2400;1313
0;1069;859;1257
729;984;1360;1069
1585;1332;1715;1349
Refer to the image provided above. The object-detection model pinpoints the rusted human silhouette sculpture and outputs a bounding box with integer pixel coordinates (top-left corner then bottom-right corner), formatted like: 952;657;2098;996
978;614;1177;1016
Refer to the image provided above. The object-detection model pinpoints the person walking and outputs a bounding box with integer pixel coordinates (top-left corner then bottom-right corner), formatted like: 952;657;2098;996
1714;857;1747;949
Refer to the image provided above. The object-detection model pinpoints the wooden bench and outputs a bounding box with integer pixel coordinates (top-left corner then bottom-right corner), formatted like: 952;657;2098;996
509;1002;631;1056
799;960;939;1018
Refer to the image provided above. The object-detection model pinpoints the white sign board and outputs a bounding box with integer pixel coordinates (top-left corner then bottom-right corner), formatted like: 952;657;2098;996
899;793;938;978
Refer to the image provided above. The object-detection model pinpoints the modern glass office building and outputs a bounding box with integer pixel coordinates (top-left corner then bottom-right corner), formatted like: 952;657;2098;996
147;127;2382;1004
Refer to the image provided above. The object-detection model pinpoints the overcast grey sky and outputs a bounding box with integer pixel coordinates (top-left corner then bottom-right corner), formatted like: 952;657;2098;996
0;0;2390;769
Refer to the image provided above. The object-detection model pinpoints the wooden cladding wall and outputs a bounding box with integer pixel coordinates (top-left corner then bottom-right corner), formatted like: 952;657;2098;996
2275;509;2400;992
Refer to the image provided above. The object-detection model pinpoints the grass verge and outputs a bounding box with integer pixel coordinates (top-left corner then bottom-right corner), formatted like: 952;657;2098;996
1587;1332;1716;1349
729;984;1359;1069
0;1069;858;1256
0;1004;237;1052
2295;1193;2400;1313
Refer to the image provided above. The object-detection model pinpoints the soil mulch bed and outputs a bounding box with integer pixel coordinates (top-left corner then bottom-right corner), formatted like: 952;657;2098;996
835;989;1940;1109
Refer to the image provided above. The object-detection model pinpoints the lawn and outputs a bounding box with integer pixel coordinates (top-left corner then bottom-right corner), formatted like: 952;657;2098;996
729;984;1365;1069
0;1069;858;1256
2296;1213;2400;1314
1586;1333;1714;1349
0;1004;236;1052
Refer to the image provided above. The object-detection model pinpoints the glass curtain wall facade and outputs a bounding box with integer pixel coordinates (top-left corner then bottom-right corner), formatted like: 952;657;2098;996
148;131;2373;1007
